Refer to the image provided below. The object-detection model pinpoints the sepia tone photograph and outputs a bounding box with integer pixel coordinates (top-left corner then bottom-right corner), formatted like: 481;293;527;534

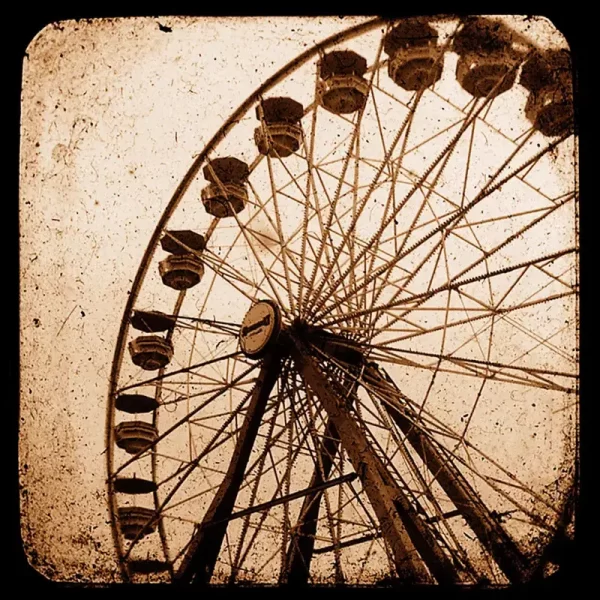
18;14;579;588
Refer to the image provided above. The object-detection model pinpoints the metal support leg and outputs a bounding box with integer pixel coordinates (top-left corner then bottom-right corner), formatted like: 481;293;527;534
289;335;459;584
364;363;528;584
175;352;282;584
282;367;358;585
282;415;342;585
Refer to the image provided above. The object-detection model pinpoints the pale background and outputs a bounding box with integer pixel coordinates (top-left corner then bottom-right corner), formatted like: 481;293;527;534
19;15;573;583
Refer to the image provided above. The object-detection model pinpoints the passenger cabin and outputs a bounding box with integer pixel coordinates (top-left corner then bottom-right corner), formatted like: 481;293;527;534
160;230;206;255
131;310;176;333
453;18;521;98
159;255;205;290
520;50;574;137
255;97;304;158
159;230;205;290
128;335;174;371
383;20;444;91
114;421;158;455
115;393;159;414
201;157;249;218
118;507;157;541
317;50;369;114
114;477;157;494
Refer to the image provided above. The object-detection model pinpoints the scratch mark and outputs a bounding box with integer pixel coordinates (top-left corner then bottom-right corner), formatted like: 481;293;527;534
57;305;78;338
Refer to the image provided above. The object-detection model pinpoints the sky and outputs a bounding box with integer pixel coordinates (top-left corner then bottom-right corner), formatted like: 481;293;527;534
19;15;576;583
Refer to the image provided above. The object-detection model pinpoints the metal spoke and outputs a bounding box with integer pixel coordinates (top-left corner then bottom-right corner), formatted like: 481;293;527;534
315;130;572;326
303;31;387;316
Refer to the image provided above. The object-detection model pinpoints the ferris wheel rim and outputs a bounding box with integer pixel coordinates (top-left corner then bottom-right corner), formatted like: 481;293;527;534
106;15;578;584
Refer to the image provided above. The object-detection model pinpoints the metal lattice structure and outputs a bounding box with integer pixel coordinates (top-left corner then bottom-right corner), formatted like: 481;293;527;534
106;16;578;586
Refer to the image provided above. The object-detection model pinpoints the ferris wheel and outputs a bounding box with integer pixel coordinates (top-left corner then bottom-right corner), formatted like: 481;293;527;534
105;15;578;586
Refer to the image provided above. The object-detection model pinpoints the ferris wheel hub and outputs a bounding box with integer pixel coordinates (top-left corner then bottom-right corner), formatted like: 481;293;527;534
289;320;365;367
239;300;282;358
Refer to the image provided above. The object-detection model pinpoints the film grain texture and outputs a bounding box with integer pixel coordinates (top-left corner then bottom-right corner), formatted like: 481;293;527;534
19;16;578;585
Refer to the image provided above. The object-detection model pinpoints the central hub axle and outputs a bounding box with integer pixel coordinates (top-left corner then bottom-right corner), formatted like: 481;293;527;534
239;303;365;367
239;300;282;358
